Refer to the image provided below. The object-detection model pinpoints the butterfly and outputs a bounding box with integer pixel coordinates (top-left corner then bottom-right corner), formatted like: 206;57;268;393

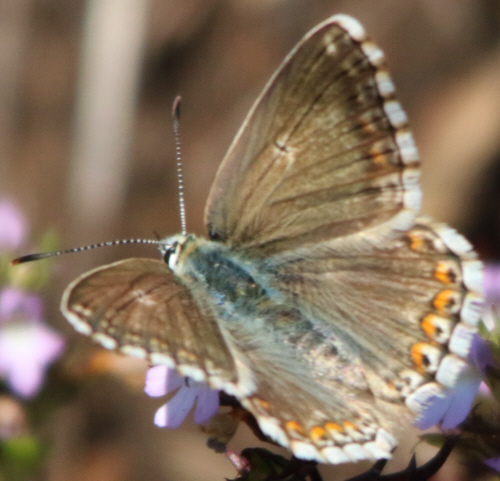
57;15;483;464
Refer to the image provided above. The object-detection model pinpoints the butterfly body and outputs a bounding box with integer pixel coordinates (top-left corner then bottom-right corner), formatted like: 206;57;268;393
59;15;484;464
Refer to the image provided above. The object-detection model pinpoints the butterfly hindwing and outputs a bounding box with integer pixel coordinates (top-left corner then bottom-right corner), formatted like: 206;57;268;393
265;217;483;427
203;218;482;462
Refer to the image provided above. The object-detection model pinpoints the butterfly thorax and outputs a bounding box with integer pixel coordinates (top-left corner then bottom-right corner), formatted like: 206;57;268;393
161;234;279;316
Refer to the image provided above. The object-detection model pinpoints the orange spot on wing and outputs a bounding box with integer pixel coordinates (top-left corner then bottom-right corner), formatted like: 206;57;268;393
435;261;456;284
255;398;270;409
410;343;427;372
343;421;357;430
433;289;459;313
286;421;305;435
421;314;437;338
325;422;344;432
310;426;328;443
408;232;424;251
372;153;389;169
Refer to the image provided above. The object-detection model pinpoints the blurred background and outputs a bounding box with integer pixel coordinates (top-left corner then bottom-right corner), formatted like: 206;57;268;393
1;1;500;480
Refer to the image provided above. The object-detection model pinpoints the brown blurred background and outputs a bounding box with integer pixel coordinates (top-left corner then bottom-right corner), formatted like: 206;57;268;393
2;1;500;480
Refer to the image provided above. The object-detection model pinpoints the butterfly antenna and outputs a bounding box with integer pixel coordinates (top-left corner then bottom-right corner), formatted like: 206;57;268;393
11;238;160;265
172;95;187;236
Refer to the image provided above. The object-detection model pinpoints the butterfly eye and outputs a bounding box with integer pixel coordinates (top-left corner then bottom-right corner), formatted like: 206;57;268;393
162;243;178;268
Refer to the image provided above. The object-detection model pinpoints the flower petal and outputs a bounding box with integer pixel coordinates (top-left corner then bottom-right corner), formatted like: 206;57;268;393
154;387;197;428
9;362;44;398
484;264;500;304
440;376;482;429
0;288;42;324
0;200;27;250
485;456;500;472
412;385;452;430
145;365;184;397
0;320;64;398
193;388;219;424
469;334;495;373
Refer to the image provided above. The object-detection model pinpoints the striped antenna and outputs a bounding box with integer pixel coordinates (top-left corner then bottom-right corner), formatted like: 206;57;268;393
11;238;160;265
172;96;187;236
12;98;189;266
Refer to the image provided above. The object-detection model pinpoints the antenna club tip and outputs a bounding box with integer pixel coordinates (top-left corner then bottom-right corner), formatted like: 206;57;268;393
10;253;47;265
172;96;182;120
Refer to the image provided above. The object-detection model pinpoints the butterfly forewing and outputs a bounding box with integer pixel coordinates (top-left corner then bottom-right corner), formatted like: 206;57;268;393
205;15;420;254
61;258;238;386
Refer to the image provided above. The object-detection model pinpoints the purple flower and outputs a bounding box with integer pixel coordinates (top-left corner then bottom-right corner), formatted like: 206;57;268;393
145;364;219;428
0;200;27;250
483;264;500;331
0;200;65;397
469;334;496;374
0;288;42;322
485;457;500;472
484;264;500;304
472;263;500;385
0;287;64;398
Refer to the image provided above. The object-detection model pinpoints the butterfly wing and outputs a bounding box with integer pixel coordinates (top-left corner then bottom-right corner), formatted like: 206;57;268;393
61;258;248;395
205;15;420;255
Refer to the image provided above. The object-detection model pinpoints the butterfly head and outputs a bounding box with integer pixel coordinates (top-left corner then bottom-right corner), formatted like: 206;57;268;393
159;233;198;271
